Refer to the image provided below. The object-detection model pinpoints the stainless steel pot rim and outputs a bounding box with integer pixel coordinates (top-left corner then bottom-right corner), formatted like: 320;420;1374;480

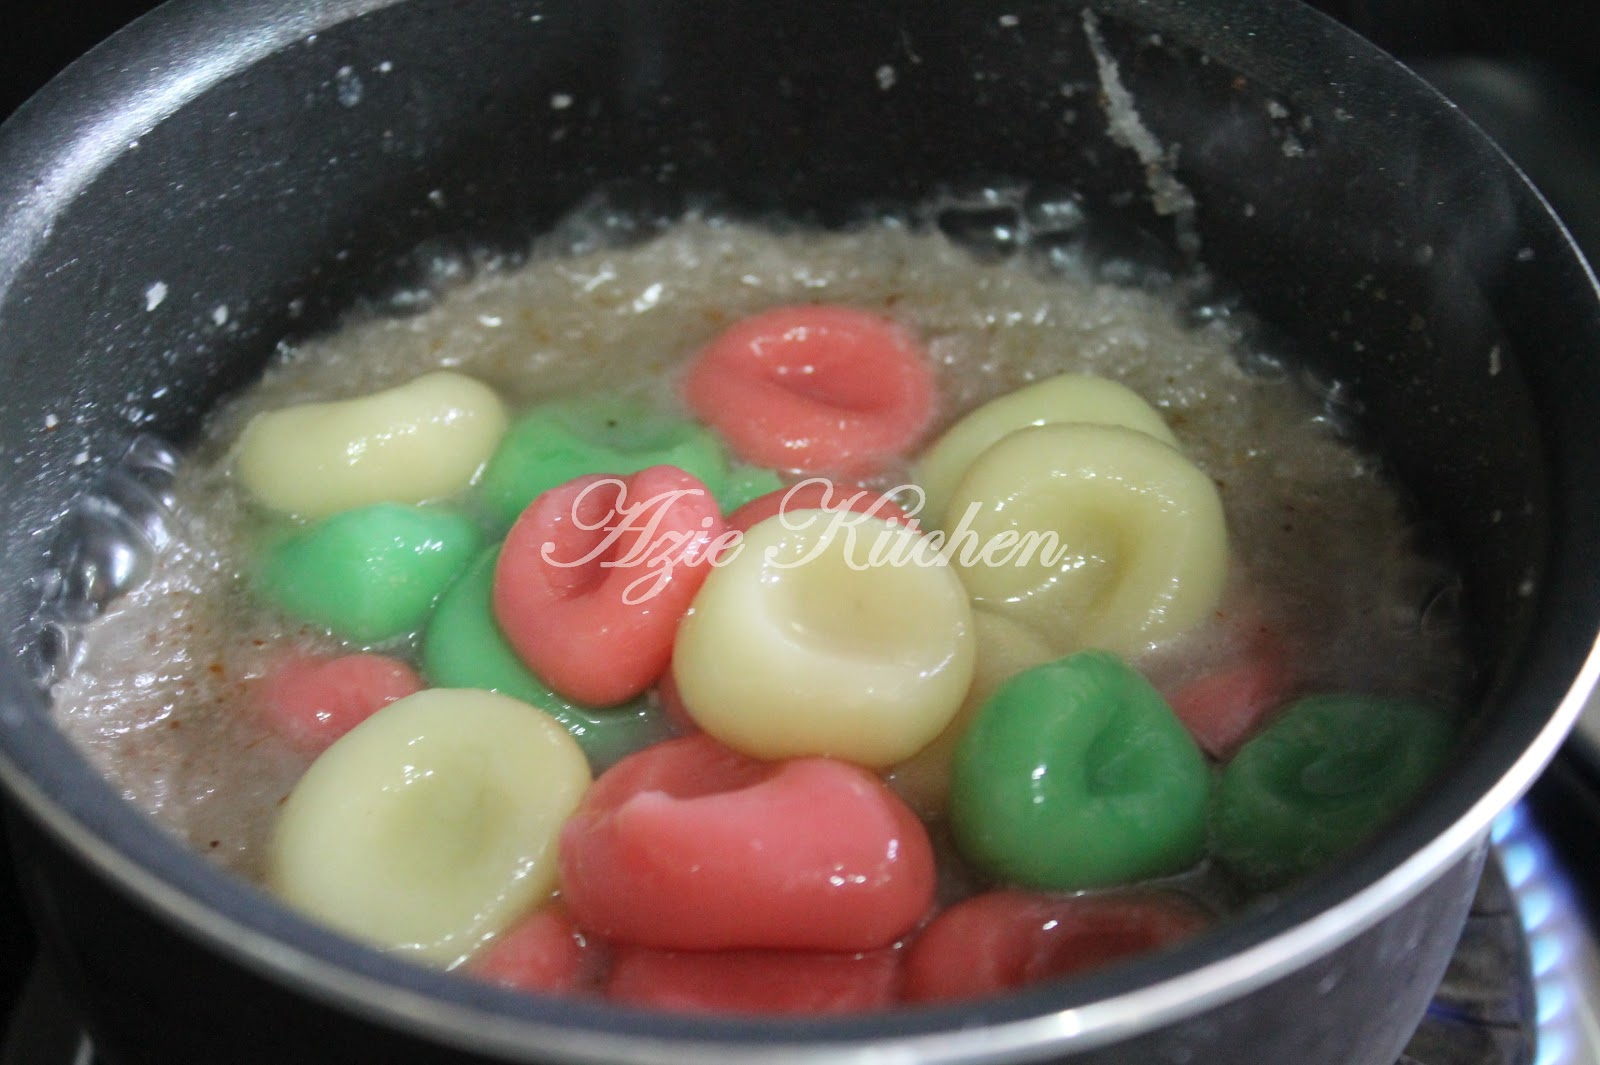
2;0;1599;1061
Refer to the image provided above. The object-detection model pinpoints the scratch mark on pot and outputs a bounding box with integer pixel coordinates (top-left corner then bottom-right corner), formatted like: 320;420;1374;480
334;66;363;107
898;28;922;64
1081;9;1200;256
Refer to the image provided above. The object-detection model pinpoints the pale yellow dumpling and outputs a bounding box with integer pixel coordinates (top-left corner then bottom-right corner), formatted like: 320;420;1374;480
673;511;976;768
946;423;1227;657
269;689;590;968
913;373;1177;528
233;371;507;519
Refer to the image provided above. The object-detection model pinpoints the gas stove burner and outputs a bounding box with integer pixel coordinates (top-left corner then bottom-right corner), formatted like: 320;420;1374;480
5;806;1595;1065
1484;805;1600;1065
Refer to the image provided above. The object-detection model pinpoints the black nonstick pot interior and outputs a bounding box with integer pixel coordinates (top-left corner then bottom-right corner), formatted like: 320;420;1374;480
1;1;1598;1063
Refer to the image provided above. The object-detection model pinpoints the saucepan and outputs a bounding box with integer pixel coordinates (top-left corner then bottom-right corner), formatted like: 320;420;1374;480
1;1;1597;1063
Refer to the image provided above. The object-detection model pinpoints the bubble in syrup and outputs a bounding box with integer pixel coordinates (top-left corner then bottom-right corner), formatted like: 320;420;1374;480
1023;188;1086;235
935;206;1021;262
